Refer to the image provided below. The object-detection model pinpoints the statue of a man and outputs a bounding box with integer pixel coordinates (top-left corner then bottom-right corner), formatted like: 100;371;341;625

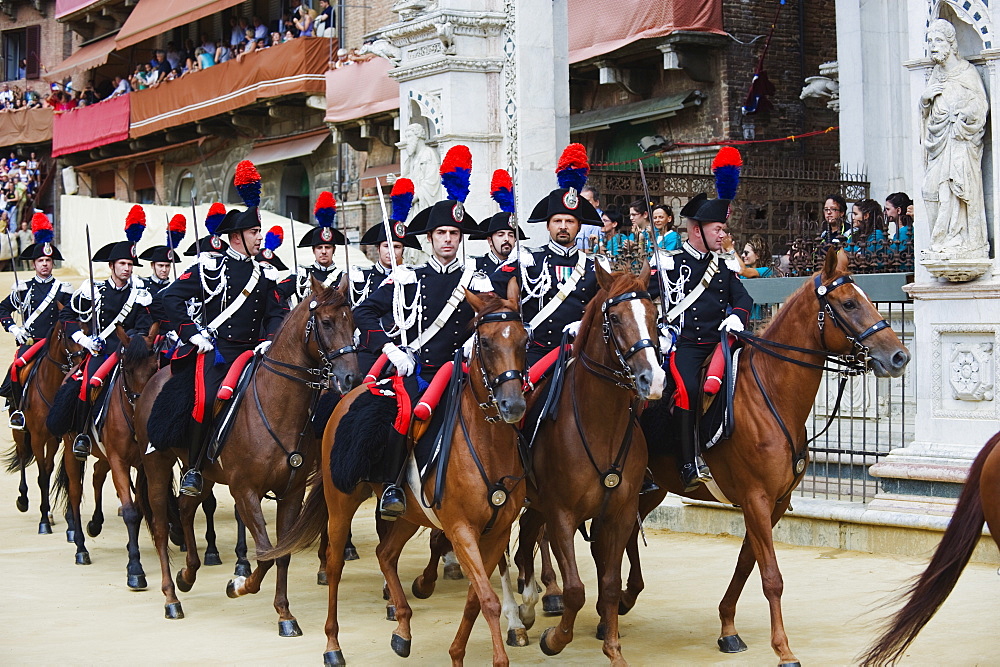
920;18;989;259
401;123;443;212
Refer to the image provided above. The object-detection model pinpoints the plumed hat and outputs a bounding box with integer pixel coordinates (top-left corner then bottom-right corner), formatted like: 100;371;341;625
406;145;479;235
258;225;288;270
299;191;346;247
471;170;526;240
527;144;601;225
18;212;63;261
681;147;742;224
215;161;263;234
359;178;422;248
94;204;145;265
139;213;186;263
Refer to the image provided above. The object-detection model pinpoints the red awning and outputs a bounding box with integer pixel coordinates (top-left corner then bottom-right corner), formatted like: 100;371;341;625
43;34;119;82
116;0;246;49
568;0;724;63
52;95;130;157
0;108;53;149
56;0;102;20
325;58;398;124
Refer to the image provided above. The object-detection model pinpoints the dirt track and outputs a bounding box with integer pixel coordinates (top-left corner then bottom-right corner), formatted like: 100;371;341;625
0;270;997;665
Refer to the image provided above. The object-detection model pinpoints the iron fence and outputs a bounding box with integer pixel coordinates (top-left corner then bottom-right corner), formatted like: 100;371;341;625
742;274;913;503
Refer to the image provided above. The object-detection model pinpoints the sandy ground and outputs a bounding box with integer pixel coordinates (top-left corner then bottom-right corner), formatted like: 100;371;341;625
0;269;998;666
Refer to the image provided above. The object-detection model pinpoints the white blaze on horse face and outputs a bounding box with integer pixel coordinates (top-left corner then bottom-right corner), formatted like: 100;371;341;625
501;324;511;340
851;282;873;306
628;300;666;399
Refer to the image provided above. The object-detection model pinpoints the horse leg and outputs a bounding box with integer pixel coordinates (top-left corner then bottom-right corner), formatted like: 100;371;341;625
343;530;359;561
226;491;276;599
620;488;665;615
742;493;798;665
412;527;449;599
35;444;54;534
233;507;251;577
142;452;185;618
498;553;528;647
322;489;367;665
173;490;203;592
62;446;90;564
591;505;633;666
718;495;790;654
201;488;222;566
539;530;563;616
108;453;146;590
14;431;29;512
376;518;420;656
513;508;545;632
450;583;484;667
87;455;109;538
317;529;329;585
537;516;585;657
270;491;307;637
447;526;510;667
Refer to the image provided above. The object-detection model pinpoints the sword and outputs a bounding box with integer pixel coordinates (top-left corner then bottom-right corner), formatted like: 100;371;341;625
637;158;670;323
374;176;408;349
190;195;209;334
288;214;304;300
84;224;98;340
4;227;23;325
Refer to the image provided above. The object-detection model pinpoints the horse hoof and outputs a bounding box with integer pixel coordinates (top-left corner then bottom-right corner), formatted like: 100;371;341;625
75;551;91;565
596;622;606;641
323;650;346;666
618;598;633;616
278;619;303;637
410;577;433;600
778;663;801;667
176;571;193;593
164;602;184;619
390;633;411;658
16;497;28;513
343;546;359;561
443;563;464;580
718;634;748;653
127;574;147;591
203;551;222;566
385;605;396;621
86;520;102;538
234;561;252;578
542;594;563;616
506;627;529;647
37;522;52;535
65;530;75;543
519;603;535;630
539;627;562;656
227;576;246;599
317;570;328;586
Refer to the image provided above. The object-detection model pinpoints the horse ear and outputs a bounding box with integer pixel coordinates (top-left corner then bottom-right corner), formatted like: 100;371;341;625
144;321;160;347
115;324;130;347
836;247;850;274
595;258;614;291
821;246;841;280
637;259;651;289
504;276;520;311
310;275;325;297
337;273;349;297
464;288;485;313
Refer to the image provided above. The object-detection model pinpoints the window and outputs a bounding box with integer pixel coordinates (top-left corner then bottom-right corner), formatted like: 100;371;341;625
133;161;156;204
94;170;115;199
175;171;197;206
1;26;40;81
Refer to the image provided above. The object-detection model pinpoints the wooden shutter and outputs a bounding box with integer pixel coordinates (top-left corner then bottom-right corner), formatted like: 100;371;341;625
25;25;41;80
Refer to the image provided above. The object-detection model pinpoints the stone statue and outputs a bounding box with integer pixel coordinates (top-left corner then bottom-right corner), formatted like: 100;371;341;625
401;123;443;212
920;18;989;262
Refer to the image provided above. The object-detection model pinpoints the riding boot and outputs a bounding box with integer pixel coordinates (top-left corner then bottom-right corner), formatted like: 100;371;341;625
675;408;712;492
7;378;24;430
179;429;211;497
379;434;409;520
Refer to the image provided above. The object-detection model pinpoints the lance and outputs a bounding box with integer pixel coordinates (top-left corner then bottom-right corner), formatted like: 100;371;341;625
84;224;98;338
340;218;352;307
637;157;669;320
189;195;209;332
165;213;178;282
374;176;408;349
288;214;303;299
4;227;22;325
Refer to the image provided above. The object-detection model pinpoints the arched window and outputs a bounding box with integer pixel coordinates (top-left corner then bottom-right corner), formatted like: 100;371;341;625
175;171;197;206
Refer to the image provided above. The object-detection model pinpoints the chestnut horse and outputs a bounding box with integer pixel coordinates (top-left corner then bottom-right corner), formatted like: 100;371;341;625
620;249;909;666
261;282;529;666
512;262;666;665
134;277;359;629
4;317;84;535
860;432;1000;666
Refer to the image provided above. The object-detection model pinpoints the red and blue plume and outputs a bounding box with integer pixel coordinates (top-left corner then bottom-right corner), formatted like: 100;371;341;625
31;212;53;245
233;160;262;208
167;214;186;249
265;226;283;251
490;169;515;214
439;145;472;203
205;202;226;236
556;143;589;192
390;178;414;221
314;191;336;228
125;205;146;244
711;147;742;200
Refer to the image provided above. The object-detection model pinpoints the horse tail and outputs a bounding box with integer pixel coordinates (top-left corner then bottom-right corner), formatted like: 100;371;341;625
3;438;34;473
257;475;328;560
328;391;397;494
859;432;998;667
51;453;72;513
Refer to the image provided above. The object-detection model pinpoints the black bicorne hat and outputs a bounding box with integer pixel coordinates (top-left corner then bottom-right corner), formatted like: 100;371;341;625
214;207;262;235
256;247;288;271
359;222;422;249
138;245;182;263
93;241;142;266
18;242;63;261
406;200;479;236
527;189;602;225
680;193;731;224
298;225;346;248
470;212;528;241
184;235;230;256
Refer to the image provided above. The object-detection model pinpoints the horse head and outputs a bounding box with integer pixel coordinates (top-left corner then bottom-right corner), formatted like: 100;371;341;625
302;275;360;395
588;260;666;401
115;322;160;395
464;276;528;423
814;247;910;378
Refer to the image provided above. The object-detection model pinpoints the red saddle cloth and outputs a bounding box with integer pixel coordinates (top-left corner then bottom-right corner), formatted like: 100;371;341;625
88;353;121;388
367;374;413;435
217;350;255;400
413;361;470;421
10;339;47;381
703;335;737;397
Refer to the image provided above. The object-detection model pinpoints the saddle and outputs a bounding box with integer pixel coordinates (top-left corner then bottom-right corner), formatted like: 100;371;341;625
206;352;260;463
11;339;46;380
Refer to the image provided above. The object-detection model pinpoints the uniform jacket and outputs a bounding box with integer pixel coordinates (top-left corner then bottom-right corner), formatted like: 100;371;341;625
60;275;153;340
0;275;74;338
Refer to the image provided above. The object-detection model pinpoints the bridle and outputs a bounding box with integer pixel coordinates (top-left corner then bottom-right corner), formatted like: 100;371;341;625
469;310;525;423
579;289;659;392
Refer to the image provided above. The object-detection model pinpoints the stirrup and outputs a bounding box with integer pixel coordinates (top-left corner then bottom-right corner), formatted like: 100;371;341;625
179;469;203;497
8;410;24;431
72;434;91;461
680;457;713;492
379;485;405;520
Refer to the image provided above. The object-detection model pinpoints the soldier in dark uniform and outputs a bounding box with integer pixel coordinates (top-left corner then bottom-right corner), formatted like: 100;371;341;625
60;205;154;460
138;213;186;296
471;168;526;274
662;192;752;490
284;191;347;305
0;212;74;429
154;160;287;496
353;145;492;517
491;144;605;365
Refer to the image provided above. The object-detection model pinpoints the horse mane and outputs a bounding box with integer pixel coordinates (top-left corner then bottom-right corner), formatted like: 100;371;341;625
758;265;850;338
122;334;152;366
573;271;647;358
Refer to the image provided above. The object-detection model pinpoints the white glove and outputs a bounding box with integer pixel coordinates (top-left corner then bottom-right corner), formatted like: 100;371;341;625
718;314;745;333
8;325;28;345
188;332;215;354
562;320;581;339
165;330;180;345
658;334;674;357
255;340;272;355
461;336;475;361
71;329;100;355
382;342;415;377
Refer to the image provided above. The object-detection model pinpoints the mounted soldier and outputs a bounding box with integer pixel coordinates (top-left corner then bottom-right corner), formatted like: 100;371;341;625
352;145;492;518
139;214;186;296
283;192;346;306
0;212;74;430
150;160;287;497
56;205;154;460
660;147;752;490
469;169;526;274
491;143;604;365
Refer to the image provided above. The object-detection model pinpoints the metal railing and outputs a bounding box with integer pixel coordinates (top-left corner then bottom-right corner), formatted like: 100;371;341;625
742;274;913;503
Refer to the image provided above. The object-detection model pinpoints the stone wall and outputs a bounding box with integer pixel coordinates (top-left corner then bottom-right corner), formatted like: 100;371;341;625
0;0;75;95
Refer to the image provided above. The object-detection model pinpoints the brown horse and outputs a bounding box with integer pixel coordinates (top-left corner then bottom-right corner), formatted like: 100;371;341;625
261;281;529;666
512;262;665;665
134;277;358;629
618;248;909;666
4;317;84;535
859;432;1000;666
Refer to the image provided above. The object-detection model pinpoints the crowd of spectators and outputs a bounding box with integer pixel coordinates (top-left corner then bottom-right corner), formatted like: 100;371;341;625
0;82;45;112
0;152;44;237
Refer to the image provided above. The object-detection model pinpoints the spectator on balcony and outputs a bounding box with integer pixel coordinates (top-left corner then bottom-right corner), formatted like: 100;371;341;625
285;29;297;44
725;233;777;279
253;16;268;40
229;18;244;47
820;193;850;242
845;198;885;256
270;32;282;47
196;47;215;70
886;191;914;253
110;75;132;98
651;203;681;251
0;84;14;111
17;59;27;80
316;0;335;37
215;39;233;64
295;7;314;37
238;32;259;61
24;87;41;108
165;42;182;69
26;154;38;176
200;34;216;53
